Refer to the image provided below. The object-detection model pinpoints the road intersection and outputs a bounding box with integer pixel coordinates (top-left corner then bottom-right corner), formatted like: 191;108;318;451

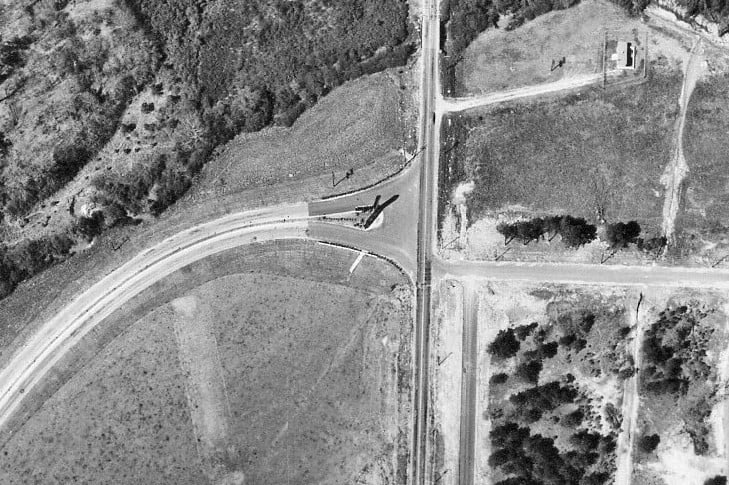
1;1;729;484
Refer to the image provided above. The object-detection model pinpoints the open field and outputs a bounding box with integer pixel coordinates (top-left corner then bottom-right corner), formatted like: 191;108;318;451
454;0;693;96
439;63;684;263
0;240;413;484
631;290;729;485
678;66;729;264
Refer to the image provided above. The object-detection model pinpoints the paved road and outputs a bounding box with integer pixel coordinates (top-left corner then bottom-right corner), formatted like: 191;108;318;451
435;257;729;288
458;284;478;485
410;0;442;483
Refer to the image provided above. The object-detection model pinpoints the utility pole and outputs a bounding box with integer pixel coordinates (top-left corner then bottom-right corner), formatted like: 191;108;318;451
644;31;649;79
602;29;608;89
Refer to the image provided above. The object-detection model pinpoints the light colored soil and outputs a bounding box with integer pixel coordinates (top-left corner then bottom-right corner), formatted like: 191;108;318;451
660;38;705;246
170;296;234;482
0;240;413;485
456;0;690;96
431;280;464;485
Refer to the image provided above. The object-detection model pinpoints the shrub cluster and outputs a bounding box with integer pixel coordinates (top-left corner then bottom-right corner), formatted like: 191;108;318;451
0;235;74;299
641;304;717;454
642;305;713;395
497;215;597;248
123;0;413;142
489;417;616;485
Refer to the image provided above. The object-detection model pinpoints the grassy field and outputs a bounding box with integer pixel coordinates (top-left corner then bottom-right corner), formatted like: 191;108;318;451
455;0;690;96
678;71;729;262
632;290;729;485
0;303;206;485
441;66;683;239
478;283;635;484
0;240;413;484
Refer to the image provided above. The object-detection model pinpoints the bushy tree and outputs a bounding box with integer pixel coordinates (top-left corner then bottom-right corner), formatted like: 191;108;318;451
638;433;660;453
490;372;509;385
561;409;584;428
705;476;728;485
559;216;597;248
606;221;641;249
489;328;520;359
516;360;543;384
514;322;539;340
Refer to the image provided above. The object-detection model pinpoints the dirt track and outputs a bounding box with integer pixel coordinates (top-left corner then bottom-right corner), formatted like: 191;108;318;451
661;38;705;244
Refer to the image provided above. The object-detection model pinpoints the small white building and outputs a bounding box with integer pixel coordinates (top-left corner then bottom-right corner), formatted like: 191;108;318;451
613;41;637;70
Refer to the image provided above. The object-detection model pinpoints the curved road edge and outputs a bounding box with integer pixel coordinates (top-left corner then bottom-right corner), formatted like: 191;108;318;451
0;203;413;435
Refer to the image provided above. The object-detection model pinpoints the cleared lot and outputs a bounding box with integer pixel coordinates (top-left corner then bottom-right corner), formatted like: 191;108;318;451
0;241;413;484
454;0;688;96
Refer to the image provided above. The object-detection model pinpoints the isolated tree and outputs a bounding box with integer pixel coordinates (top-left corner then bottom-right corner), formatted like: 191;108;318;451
0;132;11;157
490;372;509;385
515;219;544;244
569;430;601;452
704;476;728;485
559;216;597;248
488;328;520;358
638;433;660;453
637;236;667;255
490;421;530;450
561;409;584;428
74;211;105;240
537;341;559;359
497;221;518;245
606;221;641;249
544;215;563;241
514;322;539;340
581;471;611;485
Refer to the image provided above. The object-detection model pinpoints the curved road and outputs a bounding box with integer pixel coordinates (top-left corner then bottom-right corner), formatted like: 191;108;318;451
0;204;312;431
2;3;729;485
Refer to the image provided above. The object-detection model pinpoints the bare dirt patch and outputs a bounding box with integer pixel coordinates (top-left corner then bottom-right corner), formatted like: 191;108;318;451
0;240;413;485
